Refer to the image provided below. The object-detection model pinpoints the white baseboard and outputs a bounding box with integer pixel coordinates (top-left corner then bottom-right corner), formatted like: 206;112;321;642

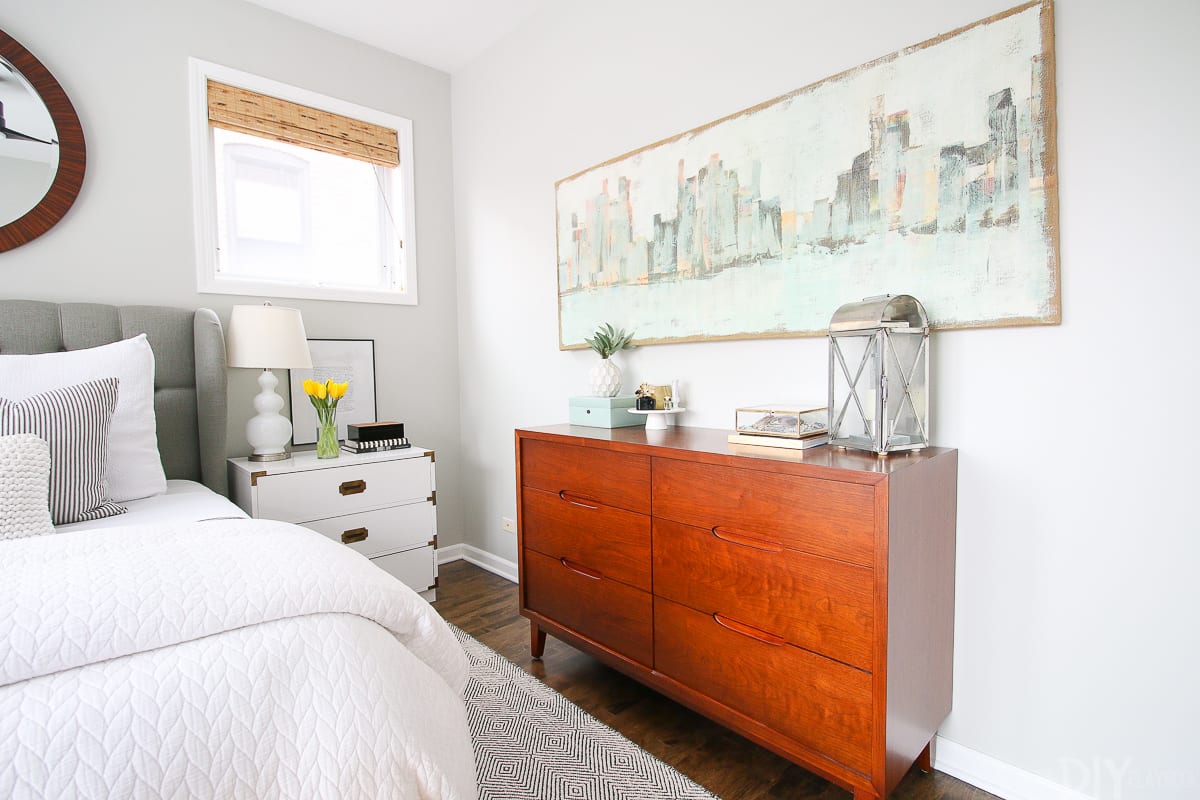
438;543;518;583
934;736;1094;800
436;547;1086;800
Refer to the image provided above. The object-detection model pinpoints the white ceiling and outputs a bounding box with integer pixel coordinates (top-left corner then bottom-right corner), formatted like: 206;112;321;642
242;0;545;74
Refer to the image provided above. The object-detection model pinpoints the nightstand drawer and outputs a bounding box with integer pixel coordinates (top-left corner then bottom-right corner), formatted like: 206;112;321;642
300;502;435;559
254;457;433;523
373;545;436;593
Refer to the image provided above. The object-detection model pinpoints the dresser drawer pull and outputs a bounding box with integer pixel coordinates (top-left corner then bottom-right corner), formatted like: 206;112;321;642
712;613;786;646
339;479;367;496
559;557;603;581
341;527;369;544
711;526;782;553
558;490;600;510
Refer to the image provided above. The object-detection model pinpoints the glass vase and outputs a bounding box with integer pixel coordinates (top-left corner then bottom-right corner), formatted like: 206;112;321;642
316;413;339;459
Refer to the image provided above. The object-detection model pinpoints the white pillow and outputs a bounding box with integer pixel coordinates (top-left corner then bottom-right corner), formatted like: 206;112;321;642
0;433;55;539
0;335;166;502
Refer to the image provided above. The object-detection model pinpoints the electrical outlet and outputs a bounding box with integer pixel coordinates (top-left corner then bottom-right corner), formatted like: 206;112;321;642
502;517;516;534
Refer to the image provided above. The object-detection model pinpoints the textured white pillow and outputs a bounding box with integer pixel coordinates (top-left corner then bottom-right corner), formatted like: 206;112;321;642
0;334;166;502
0;434;56;539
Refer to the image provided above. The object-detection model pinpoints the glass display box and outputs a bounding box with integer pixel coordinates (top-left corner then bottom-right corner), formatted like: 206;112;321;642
827;295;930;455
734;404;828;439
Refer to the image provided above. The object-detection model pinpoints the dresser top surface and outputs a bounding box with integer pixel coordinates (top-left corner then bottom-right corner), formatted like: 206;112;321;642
517;424;955;478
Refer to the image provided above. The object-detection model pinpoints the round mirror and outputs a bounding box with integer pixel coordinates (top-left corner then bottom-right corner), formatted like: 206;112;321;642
0;29;85;252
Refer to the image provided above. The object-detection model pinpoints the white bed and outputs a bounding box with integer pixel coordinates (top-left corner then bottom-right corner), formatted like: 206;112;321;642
0;302;477;799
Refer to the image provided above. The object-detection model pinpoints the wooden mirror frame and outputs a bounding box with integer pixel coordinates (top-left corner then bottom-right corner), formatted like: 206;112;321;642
0;28;85;252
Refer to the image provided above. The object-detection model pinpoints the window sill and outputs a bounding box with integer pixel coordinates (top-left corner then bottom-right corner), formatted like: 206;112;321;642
198;276;418;306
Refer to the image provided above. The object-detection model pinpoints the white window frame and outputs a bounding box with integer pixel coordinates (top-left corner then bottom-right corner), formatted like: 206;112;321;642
188;58;418;305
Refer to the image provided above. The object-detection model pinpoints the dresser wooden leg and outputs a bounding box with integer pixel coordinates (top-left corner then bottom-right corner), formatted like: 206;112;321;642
917;740;934;773
530;622;547;659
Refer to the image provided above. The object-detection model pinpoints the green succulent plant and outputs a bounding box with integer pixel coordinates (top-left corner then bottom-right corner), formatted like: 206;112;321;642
584;323;635;359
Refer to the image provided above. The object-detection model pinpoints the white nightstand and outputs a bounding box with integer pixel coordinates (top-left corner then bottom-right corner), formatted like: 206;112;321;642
227;447;438;600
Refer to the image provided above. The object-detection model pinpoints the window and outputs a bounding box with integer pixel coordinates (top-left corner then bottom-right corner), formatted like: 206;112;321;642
189;60;417;305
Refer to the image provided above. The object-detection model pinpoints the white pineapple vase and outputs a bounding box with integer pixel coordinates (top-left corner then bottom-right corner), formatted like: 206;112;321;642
589;358;622;397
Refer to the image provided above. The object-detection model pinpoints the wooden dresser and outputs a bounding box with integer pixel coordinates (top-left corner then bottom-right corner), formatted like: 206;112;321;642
515;425;957;800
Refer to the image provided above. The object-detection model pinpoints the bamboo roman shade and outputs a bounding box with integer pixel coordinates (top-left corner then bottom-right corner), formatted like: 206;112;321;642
206;80;399;168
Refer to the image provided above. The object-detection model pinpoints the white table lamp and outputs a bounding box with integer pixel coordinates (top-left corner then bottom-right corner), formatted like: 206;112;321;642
226;303;313;462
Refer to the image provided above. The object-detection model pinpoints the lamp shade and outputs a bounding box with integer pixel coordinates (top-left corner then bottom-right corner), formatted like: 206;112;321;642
226;304;313;369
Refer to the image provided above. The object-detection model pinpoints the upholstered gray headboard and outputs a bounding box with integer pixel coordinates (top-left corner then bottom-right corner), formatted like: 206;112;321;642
0;300;228;496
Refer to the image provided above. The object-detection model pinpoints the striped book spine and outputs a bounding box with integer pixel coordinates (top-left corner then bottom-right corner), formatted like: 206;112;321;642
341;437;411;454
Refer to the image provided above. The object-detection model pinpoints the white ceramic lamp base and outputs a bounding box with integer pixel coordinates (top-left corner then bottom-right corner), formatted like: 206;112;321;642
246;368;294;462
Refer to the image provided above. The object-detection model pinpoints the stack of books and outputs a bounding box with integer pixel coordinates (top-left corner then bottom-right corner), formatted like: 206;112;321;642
341;421;411;454
727;431;829;450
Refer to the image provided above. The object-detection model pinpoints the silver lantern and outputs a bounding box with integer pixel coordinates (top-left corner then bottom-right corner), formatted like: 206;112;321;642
827;295;930;455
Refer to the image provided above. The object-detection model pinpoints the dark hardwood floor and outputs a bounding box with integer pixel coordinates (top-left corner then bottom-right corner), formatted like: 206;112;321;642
433;559;997;800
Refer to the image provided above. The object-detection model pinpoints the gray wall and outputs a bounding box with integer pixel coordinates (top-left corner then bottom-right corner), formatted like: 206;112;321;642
0;0;464;544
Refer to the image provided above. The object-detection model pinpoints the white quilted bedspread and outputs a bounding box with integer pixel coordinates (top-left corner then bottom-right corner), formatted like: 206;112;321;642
0;519;477;800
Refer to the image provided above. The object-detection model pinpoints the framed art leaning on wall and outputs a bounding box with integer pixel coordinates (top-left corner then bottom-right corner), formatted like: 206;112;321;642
555;0;1060;348
289;339;377;445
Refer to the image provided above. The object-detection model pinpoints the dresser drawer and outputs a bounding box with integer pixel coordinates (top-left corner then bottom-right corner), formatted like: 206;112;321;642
653;518;874;669
522;486;651;591
520;438;650;514
300;502;435;559
652;458;876;565
254;457;432;523
654;598;873;774
524;549;652;666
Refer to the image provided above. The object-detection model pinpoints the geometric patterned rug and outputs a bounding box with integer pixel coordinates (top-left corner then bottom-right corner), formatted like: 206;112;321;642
452;626;720;800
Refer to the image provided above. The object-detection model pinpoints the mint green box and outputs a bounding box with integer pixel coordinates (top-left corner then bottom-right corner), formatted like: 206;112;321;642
568;395;644;428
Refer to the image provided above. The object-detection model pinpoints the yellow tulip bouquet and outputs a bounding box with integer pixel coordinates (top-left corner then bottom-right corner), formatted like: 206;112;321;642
304;378;349;458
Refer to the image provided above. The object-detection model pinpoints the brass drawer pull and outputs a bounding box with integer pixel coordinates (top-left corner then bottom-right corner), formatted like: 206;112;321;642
341;527;368;544
558;490;600;510
712;613;786;646
339;479;367;496
711;526;783;553
559;557;603;581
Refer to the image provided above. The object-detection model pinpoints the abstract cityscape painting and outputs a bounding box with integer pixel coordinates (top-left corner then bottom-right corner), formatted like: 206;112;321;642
556;0;1059;348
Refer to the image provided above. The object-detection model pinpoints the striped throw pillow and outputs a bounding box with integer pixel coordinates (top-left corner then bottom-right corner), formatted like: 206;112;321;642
0;378;127;525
